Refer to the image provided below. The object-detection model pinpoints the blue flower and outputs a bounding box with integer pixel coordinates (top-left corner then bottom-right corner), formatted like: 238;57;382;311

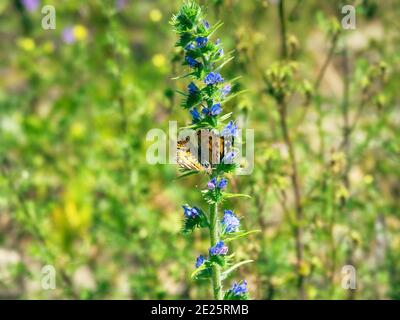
222;210;240;233
209;241;228;256
221;84;231;97
208;177;227;190
217;178;228;189
62;27;75;44
182;205;200;219
223;151;236;163
207;177;217;190
195;36;208;48
185;43;195;51
230;281;248;296
186;56;200;68
210;103;222;116
204;72;224;86
203;20;210;29
202;103;222;116
22;0;40;12
190;108;200;122
218;48;224;56
195;255;206;268
188;82;199;95
221;120;238;137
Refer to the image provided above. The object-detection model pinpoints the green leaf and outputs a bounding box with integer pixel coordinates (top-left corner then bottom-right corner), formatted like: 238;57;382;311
224;291;249;300
181;207;209;234
209;254;226;267
221;260;254;280
222;230;261;242
216;56;235;71
222;192;252;200
176;170;200;179
171;72;194;80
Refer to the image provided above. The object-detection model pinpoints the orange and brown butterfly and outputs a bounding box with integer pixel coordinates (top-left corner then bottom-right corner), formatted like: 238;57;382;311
176;131;233;174
176;136;211;174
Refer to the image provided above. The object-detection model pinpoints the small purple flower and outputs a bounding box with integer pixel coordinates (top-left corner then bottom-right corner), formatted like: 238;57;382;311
221;120;238;137
22;0;40;12
182;205;200;219
210;103;222;116
190;108;200;122
185;43;195;51
116;0;127;10
216;39;221;45
217;178;228;190
218;48;224;56
222;210;240;233
230;281;248;296
186;56;200;68
207;177;217;190
195;36;208;48
209;241;228;256
195;255;206;268
223;151;236;163
188;82;199;95
221;84;231;97
204;72;224;86
203;20;210;29
62;27;75;44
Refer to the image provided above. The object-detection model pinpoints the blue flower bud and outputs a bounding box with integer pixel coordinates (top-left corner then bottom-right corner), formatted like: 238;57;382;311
221;84;231;97
195;255;206;268
204;72;224;86
209;241;228;256
207;177;217;190
223;151;236;163
221;120;238;137
210;103;222;116
195;36;208;48
230;280;248;296
217;178;228;189
188;82;199;95
190;108;200;122
185;43;195;51
182;205;200;219
186;56;200;68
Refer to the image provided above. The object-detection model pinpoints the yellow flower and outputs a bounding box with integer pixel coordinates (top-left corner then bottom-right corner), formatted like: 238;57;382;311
363;174;374;185
298;261;311;277
17;37;35;51
330;151;345;175
73;24;88;41
307;287;318;299
336;184;349;202
270;276;284;287
149;9;162;22
152;53;166;68
70;122;86;139
350;231;362;245
42;41;54;54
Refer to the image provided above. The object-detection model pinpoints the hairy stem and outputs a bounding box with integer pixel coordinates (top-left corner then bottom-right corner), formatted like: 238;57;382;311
209;202;222;300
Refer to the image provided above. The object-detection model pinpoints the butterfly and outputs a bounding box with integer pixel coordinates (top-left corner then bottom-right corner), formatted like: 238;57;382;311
176;130;234;174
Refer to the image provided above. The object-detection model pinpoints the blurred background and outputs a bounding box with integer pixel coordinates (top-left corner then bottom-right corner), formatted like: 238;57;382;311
0;0;399;299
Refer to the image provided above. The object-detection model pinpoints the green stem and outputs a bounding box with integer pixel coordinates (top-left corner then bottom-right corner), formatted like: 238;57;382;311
278;0;288;59
209;202;223;300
